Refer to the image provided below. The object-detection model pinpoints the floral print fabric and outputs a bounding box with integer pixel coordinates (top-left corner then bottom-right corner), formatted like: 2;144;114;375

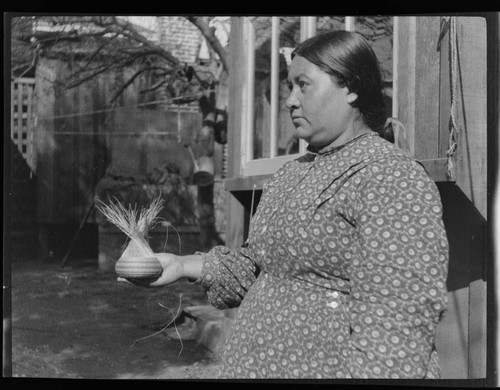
196;133;448;379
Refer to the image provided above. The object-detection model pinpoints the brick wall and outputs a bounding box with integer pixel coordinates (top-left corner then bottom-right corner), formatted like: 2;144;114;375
158;17;203;64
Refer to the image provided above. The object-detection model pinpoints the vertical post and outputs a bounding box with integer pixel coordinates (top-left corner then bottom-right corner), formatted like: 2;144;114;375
487;12;500;387
299;17;317;154
4;18;13;377
300;16;316;41
392;17;399;120
243;18;255;167
345;16;356;31
226;15;247;242
395;16;417;156
269;17;280;158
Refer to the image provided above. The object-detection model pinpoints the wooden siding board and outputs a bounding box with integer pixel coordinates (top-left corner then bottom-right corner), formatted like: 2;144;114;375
438;18;452;160
436;288;470;378
489;13;500;386
469;278;487;378
54;60;67;222
456;18;488;379
35;59;56;223
414;17;441;160
72;77;81;221
396;17;416;155
79;79;95;217
396;17;487;378
455;17;487;219
438;17;487;218
437;18;487;377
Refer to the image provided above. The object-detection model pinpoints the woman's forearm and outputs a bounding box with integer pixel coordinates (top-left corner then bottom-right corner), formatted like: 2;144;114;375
180;253;204;281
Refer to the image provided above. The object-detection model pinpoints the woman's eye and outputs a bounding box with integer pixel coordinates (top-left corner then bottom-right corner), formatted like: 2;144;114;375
299;80;308;88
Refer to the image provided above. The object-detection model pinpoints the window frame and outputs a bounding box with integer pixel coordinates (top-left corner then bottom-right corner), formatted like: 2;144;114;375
239;16;394;177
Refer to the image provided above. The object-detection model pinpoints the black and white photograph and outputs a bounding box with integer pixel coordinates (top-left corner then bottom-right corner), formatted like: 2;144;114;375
4;12;499;385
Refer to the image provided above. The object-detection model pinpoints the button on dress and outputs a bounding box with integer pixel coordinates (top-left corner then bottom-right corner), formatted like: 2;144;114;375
196;133;449;379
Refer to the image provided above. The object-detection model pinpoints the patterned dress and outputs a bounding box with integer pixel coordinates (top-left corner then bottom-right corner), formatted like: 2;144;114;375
195;133;449;379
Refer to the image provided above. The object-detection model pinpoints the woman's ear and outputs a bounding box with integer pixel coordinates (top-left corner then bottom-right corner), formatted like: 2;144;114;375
346;90;358;104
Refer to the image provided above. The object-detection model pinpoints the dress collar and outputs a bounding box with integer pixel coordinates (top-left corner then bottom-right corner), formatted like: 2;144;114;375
306;132;378;156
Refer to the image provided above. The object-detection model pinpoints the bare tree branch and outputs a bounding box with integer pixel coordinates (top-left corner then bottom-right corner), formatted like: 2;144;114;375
13;16;228;106
11;54;37;80
140;79;167;94
34;16;180;69
185;16;229;73
110;17;180;67
108;67;147;104
61;60;116;89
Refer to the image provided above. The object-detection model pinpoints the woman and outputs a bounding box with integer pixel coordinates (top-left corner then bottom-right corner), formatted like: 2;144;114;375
124;30;449;379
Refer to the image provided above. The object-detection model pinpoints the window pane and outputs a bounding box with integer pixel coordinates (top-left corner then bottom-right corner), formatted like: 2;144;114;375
252;16;272;160
251;17;302;159
249;16;394;162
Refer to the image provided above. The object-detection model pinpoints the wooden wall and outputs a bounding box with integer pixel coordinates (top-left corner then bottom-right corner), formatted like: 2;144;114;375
34;58;201;225
396;16;487;379
225;16;491;380
35;58;112;224
107;107;200;179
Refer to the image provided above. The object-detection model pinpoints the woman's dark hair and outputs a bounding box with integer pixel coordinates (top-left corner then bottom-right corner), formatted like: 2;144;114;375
292;30;393;142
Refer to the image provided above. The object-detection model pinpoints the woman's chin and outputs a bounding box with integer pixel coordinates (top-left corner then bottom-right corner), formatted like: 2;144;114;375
295;129;312;144
297;132;323;147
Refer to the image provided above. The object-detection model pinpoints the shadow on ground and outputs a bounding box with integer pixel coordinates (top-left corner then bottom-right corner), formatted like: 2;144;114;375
10;258;222;379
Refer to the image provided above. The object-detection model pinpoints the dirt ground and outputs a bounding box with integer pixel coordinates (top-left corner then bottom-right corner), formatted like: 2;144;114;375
9;258;223;379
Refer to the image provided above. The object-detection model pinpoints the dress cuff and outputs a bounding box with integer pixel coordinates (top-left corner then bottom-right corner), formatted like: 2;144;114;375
190;250;217;289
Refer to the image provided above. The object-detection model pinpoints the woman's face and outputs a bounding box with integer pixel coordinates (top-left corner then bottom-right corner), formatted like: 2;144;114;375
286;55;358;148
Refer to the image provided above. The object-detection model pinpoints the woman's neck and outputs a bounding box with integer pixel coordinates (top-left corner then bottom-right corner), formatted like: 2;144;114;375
309;131;375;155
324;117;374;149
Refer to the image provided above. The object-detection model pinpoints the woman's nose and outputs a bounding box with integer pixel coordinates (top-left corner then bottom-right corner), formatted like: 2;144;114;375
285;88;299;110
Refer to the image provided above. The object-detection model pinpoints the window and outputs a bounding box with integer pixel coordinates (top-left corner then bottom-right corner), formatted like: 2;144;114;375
239;16;395;177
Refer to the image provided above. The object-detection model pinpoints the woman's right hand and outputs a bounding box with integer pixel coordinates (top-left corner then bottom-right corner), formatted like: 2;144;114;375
117;252;203;288
148;252;186;287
